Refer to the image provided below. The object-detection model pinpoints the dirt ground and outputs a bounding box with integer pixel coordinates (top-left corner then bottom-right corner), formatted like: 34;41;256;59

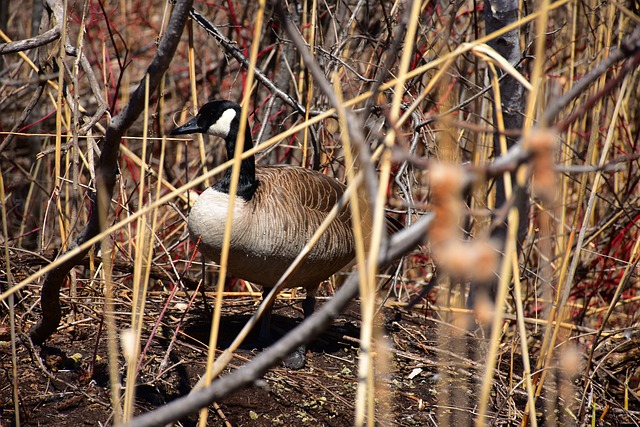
1;290;469;426
0;294;438;426
1;287;638;426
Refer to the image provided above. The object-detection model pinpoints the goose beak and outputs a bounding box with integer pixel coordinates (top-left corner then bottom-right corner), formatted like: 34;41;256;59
170;117;202;135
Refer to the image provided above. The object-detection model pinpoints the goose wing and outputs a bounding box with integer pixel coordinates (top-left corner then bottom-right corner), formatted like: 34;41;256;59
255;165;347;212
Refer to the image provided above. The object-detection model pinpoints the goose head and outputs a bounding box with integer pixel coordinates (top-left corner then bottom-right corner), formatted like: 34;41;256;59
170;100;258;199
171;100;242;140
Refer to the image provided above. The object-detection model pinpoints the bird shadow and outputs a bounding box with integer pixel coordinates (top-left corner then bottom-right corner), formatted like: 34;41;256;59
181;306;360;356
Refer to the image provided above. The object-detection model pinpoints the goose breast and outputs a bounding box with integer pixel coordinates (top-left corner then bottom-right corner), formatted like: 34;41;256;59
188;165;368;289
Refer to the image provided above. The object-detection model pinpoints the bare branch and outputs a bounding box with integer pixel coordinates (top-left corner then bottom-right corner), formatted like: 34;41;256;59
0;83;45;154
64;45;108;133
543;26;640;127
275;2;382;206
0;0;63;55
189;8;324;117
29;0;194;345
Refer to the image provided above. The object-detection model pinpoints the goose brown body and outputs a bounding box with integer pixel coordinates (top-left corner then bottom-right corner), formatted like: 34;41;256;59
171;99;392;368
188;165;370;291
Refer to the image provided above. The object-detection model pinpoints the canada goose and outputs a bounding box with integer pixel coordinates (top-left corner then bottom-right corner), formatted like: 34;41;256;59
171;100;391;368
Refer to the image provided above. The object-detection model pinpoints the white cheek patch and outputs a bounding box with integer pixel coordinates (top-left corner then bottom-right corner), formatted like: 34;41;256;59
207;108;237;138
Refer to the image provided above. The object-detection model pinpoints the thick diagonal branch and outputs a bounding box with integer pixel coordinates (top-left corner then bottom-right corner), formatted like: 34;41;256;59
30;0;194;344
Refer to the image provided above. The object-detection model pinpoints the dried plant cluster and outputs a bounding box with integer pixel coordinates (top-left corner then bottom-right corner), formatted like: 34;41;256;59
0;0;639;426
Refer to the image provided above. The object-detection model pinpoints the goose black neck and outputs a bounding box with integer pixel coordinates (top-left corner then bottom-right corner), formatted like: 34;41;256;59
213;124;258;200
